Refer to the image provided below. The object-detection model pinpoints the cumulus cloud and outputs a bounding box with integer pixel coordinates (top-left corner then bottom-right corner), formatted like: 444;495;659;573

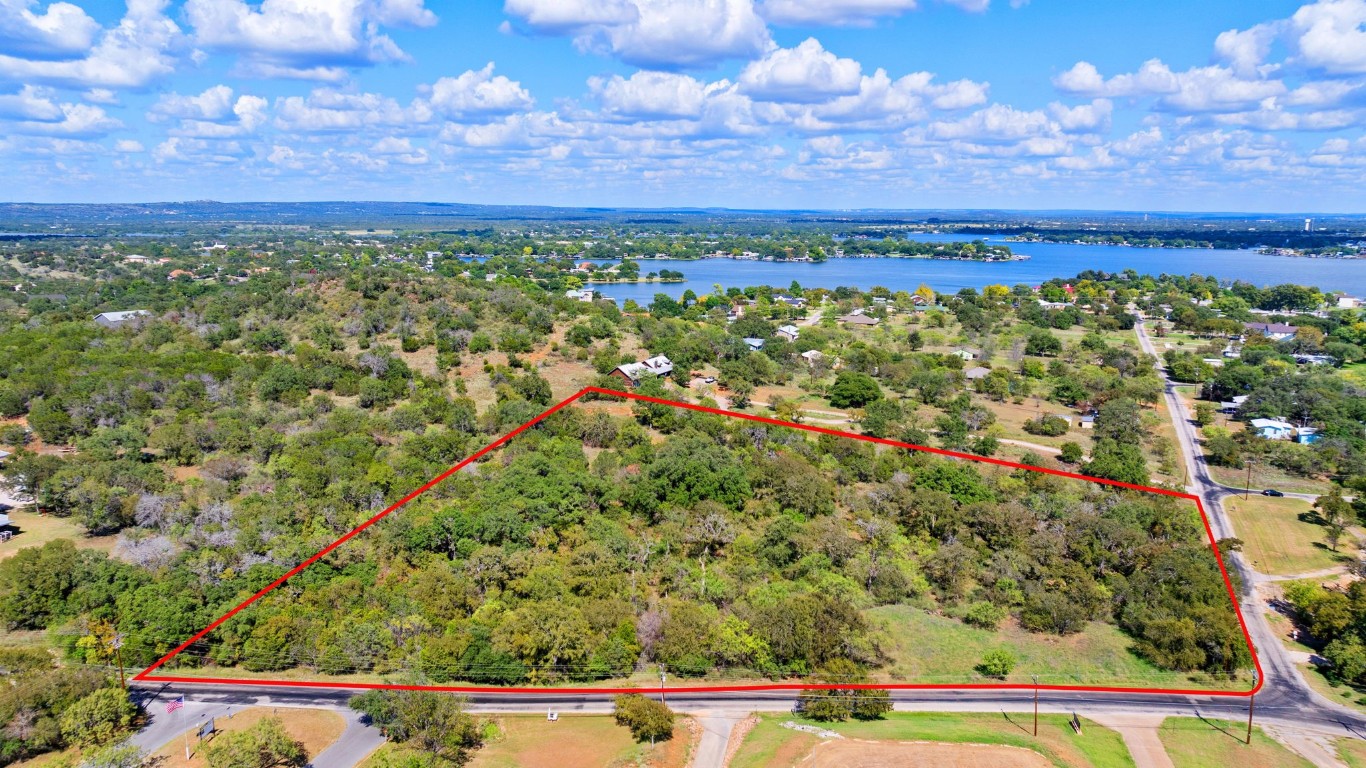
0;84;62;121
12;102;121;137
424;63;534;118
185;0;438;79
590;71;710;119
503;0;771;69
148;84;268;138
0;0;101;59
738;38;862;103
0;0;183;89
757;0;991;25
274;88;414;132
1287;0;1366;74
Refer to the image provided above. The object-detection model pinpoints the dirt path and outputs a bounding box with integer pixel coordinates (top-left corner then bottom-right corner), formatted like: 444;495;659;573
1262;723;1349;768
997;438;1065;456
1088;714;1173;768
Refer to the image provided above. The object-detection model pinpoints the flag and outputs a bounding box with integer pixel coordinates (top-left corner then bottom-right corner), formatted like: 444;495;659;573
166;696;184;714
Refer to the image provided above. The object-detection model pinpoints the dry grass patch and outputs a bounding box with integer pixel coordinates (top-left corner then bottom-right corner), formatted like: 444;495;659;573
1224;495;1350;576
1157;718;1312;768
0;508;117;561
804;739;1053;768
148;706;345;767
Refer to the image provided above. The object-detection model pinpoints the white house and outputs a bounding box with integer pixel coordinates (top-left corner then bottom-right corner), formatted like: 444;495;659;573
800;350;824;366
952;348;981;361
743;337;765;351
776;325;800;342
1243;321;1298;341
1250;418;1295;440
611;355;674;386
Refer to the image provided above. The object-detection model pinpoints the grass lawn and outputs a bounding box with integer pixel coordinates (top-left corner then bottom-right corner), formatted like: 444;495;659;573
1339;363;1366;388
362;715;692;768
869;605;1247;691
0;508;118;561
1224;495;1352;576
148;706;346;767
1157;718;1312;768
1207;464;1334;496
1338;737;1366;767
732;712;1134;768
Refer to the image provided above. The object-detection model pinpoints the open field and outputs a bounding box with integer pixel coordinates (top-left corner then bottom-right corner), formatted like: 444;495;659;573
1341;363;1366;388
149;706;345;767
1156;718;1313;768
801;739;1053;767
871;605;1245;690
0;507;118;561
731;712;1134;768
1208;464;1334;496
361;715;693;768
1224;494;1351;576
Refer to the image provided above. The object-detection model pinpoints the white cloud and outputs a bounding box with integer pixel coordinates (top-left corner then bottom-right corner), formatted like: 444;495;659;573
0;0;101;59
0;84;61;121
504;0;771;69
274;88;413;132
150;85;237;122
425;64;534;118
1288;0;1366;74
1048;99;1112;132
757;0;918;26
927;104;1055;143
149;85;268;138
738;38;862;103
0;0;183;89
1053;59;1179;98
114;138;144;152
590;71;710;119
13;102;121;137
185;0;438;78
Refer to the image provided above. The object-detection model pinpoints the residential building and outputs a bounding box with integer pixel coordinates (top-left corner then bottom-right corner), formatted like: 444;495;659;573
610;355;674;386
1250;418;1295;440
952;347;981;361
1243;321;1298;341
743;337;765;351
93;310;151;329
776;325;800;342
800;350;824;366
836;313;880;326
964;366;991;380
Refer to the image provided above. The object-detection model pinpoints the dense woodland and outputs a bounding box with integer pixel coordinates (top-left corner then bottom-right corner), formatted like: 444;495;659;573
0;229;1362;763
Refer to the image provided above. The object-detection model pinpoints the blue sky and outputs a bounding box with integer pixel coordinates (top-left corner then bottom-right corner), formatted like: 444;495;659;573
1;0;1364;211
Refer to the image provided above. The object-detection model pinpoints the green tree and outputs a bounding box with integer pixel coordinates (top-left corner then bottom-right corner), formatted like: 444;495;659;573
58;688;137;747
203;717;306;768
612;694;675;743
828;371;883;409
350;690;481;764
976;648;1016;679
1193;401;1217;427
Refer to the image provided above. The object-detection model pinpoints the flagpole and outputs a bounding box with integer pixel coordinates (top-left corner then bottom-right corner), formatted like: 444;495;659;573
182;695;190;761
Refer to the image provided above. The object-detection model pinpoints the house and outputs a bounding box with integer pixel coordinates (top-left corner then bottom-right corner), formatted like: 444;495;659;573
1219;394;1249;413
1080;415;1096;430
910;295;930;307
1243;321;1298;341
800;350;824;366
122;254;150;264
167;269;196;280
1250;418;1295;440
952;347;981;361
610;355;674;386
1296;427;1322;445
1337;296;1361;309
774;295;806;308
1294;354;1336;366
836;313;880;326
565;289;595;302
93;310;151;329
776;325;800;342
743;337;765;351
964;366;991;380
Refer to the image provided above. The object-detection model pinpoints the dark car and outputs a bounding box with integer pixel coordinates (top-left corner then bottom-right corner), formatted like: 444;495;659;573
1262;489;1285;497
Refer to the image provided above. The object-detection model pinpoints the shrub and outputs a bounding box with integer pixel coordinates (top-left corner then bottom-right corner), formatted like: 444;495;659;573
976;648;1016;679
613;694;674;742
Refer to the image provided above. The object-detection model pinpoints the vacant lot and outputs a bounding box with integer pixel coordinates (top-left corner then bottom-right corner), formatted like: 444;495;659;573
1224;495;1350;576
362;715;693;768
1157;718;1312;768
0;508;117;561
871;604;1246;691
733;712;1134;768
149;706;345;767
1208;464;1334;496
803;739;1054;767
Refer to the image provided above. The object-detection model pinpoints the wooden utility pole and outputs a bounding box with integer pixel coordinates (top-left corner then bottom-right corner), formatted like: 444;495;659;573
112;633;126;691
1032;675;1039;737
1245;459;1253;499
1246;691;1256;745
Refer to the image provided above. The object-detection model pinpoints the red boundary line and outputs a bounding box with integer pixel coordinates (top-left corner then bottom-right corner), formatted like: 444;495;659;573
136;386;1263;697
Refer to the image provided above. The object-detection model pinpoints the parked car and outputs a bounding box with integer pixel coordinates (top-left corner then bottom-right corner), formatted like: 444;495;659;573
1262;489;1285;497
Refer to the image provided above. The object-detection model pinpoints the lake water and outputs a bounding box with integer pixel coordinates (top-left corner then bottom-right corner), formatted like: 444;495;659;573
567;234;1366;305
